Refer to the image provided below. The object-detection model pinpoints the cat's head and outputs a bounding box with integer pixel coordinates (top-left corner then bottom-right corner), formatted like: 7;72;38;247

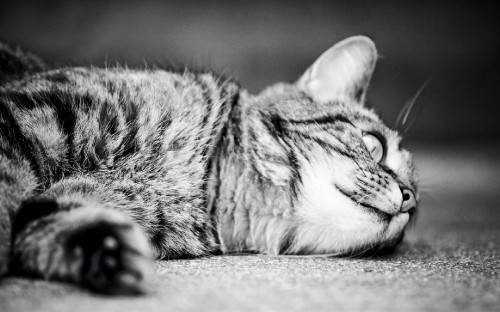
243;36;418;255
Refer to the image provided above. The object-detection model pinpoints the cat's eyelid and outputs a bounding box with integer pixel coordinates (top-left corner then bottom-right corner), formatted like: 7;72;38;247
362;131;387;163
362;130;386;145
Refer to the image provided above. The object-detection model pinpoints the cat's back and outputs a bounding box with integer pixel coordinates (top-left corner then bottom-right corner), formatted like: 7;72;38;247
0;67;238;186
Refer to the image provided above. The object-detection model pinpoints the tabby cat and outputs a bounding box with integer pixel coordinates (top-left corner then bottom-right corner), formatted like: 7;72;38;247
0;36;418;294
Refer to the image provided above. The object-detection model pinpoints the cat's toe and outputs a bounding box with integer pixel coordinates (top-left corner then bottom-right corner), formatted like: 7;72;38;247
67;221;154;295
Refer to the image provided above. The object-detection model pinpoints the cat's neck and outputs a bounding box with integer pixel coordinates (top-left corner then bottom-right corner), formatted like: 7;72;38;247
209;92;295;255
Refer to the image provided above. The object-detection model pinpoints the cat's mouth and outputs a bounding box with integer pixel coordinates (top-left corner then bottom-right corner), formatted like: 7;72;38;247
336;186;396;221
359;199;417;219
358;202;392;221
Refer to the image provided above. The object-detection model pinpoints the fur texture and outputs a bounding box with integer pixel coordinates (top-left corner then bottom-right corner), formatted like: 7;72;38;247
0;36;418;294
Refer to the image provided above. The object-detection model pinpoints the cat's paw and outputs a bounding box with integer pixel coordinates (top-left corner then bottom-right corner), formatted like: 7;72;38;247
66;220;154;295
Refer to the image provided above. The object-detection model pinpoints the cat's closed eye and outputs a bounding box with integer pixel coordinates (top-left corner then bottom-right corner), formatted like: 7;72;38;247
362;132;385;163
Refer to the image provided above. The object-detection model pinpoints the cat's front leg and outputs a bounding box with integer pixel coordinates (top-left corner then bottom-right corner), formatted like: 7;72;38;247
11;197;154;294
0;207;11;275
0;153;38;276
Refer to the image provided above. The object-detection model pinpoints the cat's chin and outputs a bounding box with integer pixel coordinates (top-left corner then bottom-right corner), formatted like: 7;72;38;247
287;212;409;256
351;212;410;256
383;212;410;241
341;229;406;257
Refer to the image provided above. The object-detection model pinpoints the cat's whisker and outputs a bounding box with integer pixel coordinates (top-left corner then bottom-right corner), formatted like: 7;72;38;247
416;180;442;194
395;79;432;133
416;181;439;188
395;99;413;132
350;245;371;258
352;158;369;178
350;187;373;206
417;187;437;194
418;191;455;211
335;185;359;203
357;193;373;204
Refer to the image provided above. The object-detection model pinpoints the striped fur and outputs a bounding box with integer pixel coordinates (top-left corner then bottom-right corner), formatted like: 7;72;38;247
0;37;417;294
214;85;417;256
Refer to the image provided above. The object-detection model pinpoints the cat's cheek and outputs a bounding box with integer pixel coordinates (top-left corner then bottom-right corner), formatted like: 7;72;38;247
292;185;386;254
290;154;386;254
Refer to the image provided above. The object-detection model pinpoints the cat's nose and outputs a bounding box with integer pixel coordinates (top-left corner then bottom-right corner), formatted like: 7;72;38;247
400;188;417;214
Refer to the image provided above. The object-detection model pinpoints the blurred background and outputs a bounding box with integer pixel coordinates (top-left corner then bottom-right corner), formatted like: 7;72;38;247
0;0;498;141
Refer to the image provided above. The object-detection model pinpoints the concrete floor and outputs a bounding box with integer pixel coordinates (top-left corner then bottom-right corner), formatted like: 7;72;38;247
1;142;499;312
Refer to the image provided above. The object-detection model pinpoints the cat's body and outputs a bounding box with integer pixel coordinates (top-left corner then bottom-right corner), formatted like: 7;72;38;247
0;37;418;294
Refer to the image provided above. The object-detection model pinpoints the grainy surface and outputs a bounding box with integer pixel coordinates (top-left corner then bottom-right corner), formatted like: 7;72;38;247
1;142;499;312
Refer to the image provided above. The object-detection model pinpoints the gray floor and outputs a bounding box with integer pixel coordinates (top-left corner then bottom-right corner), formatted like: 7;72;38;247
1;142;499;312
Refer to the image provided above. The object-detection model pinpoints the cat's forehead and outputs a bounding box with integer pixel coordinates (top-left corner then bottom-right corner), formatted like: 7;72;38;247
252;83;405;154
255;83;397;134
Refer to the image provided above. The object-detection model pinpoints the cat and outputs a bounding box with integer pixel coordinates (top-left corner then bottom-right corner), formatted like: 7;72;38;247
0;36;418;294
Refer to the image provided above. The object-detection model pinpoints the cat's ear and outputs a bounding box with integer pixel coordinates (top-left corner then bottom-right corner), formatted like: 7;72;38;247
297;36;377;104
